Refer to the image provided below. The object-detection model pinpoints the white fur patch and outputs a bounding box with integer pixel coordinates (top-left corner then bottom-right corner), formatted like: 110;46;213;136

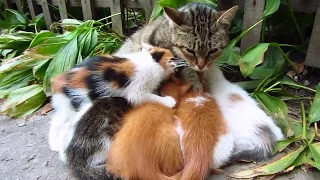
185;96;209;107
212;133;234;168
174;116;184;155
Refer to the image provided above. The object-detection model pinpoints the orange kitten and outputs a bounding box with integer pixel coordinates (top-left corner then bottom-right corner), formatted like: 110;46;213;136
172;76;232;180
107;80;191;180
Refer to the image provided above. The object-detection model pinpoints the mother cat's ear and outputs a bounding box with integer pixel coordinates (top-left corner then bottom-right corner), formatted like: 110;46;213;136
164;7;192;31
216;5;238;29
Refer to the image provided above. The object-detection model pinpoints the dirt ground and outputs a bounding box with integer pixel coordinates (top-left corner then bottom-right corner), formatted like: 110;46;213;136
1;67;320;180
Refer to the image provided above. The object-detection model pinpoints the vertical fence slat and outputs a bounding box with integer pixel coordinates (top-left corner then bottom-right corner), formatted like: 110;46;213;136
40;0;53;29
305;2;320;68
15;0;24;12
27;0;40;19
81;0;95;20
110;0;124;34
240;0;265;52
58;0;68;19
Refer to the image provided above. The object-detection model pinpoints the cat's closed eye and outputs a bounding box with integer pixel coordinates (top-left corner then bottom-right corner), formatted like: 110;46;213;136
185;47;196;56
208;48;218;55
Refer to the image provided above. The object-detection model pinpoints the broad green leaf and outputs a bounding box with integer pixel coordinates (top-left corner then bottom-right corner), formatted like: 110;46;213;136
218;39;238;63
29;37;69;56
0;84;47;118
240;43;269;77
44;37;79;94
310;142;320;165
278;75;301;89
249;46;286;80
254;91;290;134
237;80;262;90
309;85;320;123
29;31;57;48
0;56;40;73
268;91;300;101
0;69;34;98
304;158;320;171
225;47;241;66
291;148;312;167
33;59;50;79
150;3;163;22
264;0;281;17
231;146;306;178
276;136;300;152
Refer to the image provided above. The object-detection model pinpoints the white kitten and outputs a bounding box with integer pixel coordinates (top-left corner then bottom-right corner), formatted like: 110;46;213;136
204;67;284;162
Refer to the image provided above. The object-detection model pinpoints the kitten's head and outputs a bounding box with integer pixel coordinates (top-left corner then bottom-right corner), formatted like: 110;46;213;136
161;76;192;102
164;4;238;71
142;43;188;74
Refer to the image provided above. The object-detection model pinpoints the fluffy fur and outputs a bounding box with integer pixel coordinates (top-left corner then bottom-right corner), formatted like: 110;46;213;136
49;45;185;153
116;3;238;91
107;81;191;180
204;67;284;161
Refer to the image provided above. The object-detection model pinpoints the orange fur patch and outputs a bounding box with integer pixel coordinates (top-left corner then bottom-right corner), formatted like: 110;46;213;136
107;102;183;180
151;47;175;70
229;93;243;102
52;73;67;93
99;59;135;78
176;91;227;179
67;67;90;89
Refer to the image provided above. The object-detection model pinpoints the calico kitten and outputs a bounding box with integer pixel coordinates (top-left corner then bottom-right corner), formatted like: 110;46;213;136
203;67;284;162
116;3;238;91
49;44;186;152
65;97;131;180
107;80;191;180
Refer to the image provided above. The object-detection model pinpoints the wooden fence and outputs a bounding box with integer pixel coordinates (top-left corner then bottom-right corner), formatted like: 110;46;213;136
2;0;320;68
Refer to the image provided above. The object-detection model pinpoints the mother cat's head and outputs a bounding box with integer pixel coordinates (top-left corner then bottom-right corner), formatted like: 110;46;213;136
164;4;238;71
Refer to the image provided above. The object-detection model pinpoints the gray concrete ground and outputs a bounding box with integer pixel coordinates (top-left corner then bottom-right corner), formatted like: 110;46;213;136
1;113;320;180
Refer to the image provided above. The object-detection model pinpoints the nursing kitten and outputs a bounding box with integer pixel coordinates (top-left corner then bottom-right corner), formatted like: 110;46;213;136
65;97;131;180
203;67;284;162
116;3;238;91
49;44;185;152
173;78;234;180
107;80;191;180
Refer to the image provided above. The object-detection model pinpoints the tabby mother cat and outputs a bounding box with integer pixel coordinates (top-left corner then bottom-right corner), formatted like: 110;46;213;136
116;3;238;91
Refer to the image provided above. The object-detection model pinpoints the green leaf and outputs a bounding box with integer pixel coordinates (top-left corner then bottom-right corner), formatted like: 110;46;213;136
33;59;50;79
29;31;57;48
218;39;238;63
278;75;301;89
150;2;163;22
249;46;286;80
0;69;34;98
236;80;262;90
254;91;290;134
0;84;47;118
291;148;312;167
231;146;306;178
240;43;269;77
309;85;320;123
309;142;320;165
304;158;320;171
44;37;79;95
264;0;281;17
276;136;300;152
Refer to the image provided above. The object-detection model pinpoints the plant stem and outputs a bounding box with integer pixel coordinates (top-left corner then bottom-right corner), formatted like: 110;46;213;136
96;13;121;22
237;19;264;40
301;102;307;142
286;84;317;93
264;82;281;92
286;0;304;43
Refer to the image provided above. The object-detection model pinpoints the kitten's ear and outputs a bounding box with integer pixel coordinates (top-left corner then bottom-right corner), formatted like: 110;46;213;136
141;43;154;52
216;6;238;29
164;7;185;26
180;83;192;95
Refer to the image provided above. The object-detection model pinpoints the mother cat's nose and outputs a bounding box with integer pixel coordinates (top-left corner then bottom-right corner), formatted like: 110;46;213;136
197;59;206;70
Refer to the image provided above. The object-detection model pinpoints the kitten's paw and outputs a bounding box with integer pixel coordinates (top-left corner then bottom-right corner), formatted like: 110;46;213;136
162;96;176;108
192;82;203;93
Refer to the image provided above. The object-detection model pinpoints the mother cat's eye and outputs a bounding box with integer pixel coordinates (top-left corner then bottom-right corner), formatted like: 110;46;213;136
208;48;218;55
185;47;196;56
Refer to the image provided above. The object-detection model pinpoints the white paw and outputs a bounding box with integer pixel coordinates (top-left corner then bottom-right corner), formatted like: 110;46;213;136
161;96;176;108
192;82;203;93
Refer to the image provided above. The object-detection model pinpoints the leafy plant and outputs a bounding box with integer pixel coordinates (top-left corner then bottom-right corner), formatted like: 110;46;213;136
0;12;124;118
